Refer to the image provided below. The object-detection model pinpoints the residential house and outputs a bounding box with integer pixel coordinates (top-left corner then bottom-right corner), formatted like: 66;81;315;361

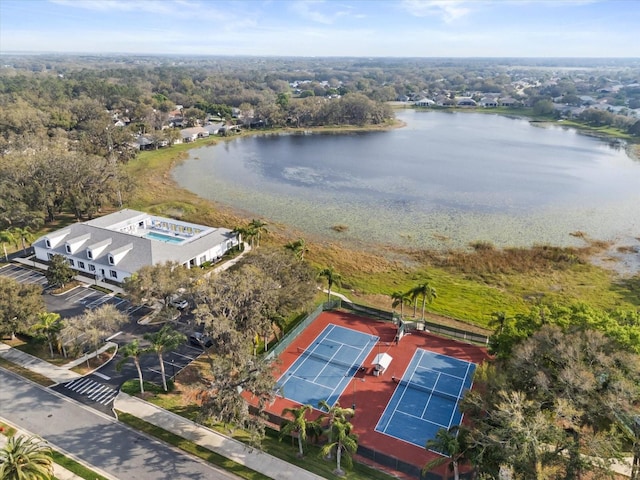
456;97;477;107
32;209;240;284
415;98;435;107
480;97;498;108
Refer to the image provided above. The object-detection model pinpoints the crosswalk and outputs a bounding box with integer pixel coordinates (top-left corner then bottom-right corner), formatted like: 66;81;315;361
62;377;118;405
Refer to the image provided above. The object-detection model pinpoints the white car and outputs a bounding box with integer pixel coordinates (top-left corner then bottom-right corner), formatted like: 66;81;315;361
169;297;189;310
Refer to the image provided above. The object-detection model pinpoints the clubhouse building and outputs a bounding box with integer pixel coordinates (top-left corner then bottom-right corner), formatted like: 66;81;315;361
32;209;240;284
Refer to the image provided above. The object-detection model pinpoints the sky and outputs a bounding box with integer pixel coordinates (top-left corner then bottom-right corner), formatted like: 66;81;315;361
0;0;639;58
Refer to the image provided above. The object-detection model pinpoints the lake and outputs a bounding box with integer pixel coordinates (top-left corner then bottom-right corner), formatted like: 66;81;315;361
172;110;640;250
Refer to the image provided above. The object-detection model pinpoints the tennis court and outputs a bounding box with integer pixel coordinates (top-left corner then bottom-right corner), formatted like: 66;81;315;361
276;324;379;408
375;348;476;449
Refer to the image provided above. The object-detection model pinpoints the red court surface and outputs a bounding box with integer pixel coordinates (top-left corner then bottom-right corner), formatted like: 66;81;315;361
265;310;490;478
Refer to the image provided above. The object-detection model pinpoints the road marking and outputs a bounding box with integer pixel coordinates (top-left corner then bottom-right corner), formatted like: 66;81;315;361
171;351;196;361
93;371;111;380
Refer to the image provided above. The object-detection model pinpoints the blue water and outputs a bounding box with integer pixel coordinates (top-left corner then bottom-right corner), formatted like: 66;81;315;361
173;110;640;249
144;231;186;244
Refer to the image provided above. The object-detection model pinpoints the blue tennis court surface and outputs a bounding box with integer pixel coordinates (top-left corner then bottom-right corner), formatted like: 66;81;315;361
277;324;379;408
375;349;476;449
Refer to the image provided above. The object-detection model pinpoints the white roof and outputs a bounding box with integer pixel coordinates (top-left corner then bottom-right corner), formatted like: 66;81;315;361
372;353;392;369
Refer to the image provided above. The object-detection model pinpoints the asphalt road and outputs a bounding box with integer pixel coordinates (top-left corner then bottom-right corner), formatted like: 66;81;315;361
0;368;239;480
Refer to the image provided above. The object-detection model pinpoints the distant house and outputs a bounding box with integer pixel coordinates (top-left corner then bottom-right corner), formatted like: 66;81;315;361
415;98;435;107
32;209;240;284
134;135;155;151
436;95;455;107
456;97;477;107
203;122;224;135
480;97;498;108
180;126;209;143
499;97;518;107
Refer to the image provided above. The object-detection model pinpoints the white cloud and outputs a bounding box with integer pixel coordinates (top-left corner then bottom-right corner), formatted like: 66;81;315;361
290;0;353;24
400;0;472;22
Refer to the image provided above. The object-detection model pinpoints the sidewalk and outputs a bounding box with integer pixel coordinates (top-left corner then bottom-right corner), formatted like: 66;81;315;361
0;419;85;480
0;343;80;384
114;393;326;480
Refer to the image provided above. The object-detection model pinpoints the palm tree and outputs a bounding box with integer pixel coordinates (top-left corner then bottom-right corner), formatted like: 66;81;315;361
11;226;34;255
30;312;63;358
317;401;354;458
248;219;268;248
391;290;411;318
0;434;54;480
144;324;186;391
318;266;341;302
231;225;249;251
489;311;510;334
411;282;437;320
116;339;149;394
0;228;18;262
320;416;358;476
284;238;308;261
280;404;313;457
423;426;468;480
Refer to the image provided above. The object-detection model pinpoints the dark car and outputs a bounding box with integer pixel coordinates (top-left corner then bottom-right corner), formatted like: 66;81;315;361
189;332;213;348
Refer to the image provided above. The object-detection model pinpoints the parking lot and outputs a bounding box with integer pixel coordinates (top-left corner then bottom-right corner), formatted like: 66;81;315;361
1;262;201;414
0;263;152;322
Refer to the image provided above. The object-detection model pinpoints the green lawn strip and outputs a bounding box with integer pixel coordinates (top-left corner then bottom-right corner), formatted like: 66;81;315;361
0;356;55;386
116;412;270;480
50;451;110;480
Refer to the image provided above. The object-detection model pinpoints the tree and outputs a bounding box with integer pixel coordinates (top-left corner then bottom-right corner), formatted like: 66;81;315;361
0;277;45;340
58;304;128;359
533;99;555;116
319;415;358;476
31;312;63;358
391;290;411;318
463;325;640;478
197;354;277;446
488;311;510;334
122;261;190;311
411;282;437;320
318;266;341;302
423;426;469;480
0;434;54;480
317;401;354;458
248;219;268;248
284;238;308;261
0;228;18;261
44;254;74;289
144;324;186;391
11;226;34;255
116;339;149;394
280;404;314;457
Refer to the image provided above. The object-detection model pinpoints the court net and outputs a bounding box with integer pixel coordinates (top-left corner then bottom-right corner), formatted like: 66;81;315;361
297;347;358;371
398;378;461;403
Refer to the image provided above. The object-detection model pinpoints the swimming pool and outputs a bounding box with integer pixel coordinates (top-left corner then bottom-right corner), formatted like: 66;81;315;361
144;231;187;244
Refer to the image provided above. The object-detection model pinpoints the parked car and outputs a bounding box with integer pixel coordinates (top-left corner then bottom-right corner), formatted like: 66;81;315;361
169;296;189;310
189;332;213;348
